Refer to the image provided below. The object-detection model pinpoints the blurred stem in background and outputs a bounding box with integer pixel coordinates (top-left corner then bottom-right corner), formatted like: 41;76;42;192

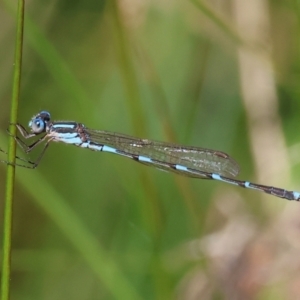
233;0;291;210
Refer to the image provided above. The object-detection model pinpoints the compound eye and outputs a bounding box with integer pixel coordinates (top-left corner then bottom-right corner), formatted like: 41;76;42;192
30;118;46;133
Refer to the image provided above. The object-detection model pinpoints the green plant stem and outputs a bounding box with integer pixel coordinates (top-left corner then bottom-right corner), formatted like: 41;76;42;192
1;0;24;299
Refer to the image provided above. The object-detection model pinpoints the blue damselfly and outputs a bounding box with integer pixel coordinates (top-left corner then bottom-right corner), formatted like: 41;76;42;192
1;111;299;201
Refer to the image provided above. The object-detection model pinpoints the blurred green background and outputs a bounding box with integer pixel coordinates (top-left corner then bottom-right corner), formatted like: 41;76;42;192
1;0;300;299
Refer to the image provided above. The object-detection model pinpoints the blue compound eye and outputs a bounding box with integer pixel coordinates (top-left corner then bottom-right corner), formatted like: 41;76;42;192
28;111;51;132
30;118;46;133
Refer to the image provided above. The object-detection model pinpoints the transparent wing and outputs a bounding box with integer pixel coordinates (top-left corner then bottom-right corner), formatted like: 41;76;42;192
86;129;240;178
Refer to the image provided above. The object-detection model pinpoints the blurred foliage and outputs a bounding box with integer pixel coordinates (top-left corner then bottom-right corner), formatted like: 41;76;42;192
1;0;300;299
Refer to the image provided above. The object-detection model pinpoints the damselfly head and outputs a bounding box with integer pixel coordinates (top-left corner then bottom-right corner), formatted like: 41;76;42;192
28;111;51;133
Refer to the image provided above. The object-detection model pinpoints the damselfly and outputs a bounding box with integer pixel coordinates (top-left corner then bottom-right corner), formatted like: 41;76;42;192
1;110;299;201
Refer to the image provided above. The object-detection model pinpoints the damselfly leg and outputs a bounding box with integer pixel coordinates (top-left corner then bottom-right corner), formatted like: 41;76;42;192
1;121;52;169
0;110;299;202
0;147;36;168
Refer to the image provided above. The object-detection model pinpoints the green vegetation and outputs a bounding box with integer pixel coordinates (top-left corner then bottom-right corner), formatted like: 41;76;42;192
0;1;300;299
